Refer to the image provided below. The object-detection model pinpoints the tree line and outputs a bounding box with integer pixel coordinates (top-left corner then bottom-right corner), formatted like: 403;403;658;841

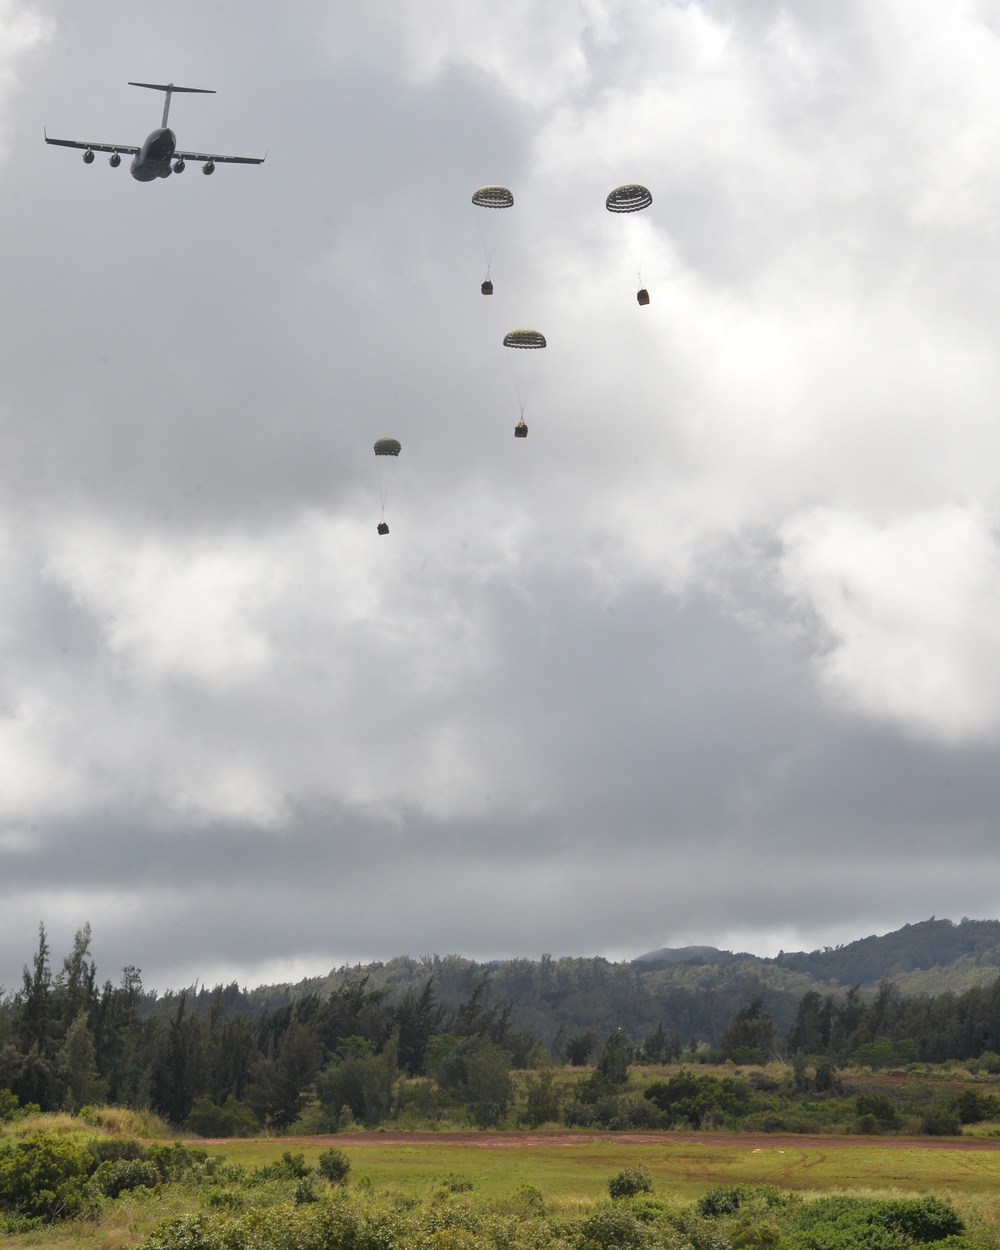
9;925;1000;1130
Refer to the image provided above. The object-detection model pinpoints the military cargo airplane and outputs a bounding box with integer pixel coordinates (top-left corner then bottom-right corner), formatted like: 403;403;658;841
44;81;265;180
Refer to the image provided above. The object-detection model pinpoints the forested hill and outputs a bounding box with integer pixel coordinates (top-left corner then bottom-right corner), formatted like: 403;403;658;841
144;917;1000;1047
638;918;1000;991
770;917;1000;984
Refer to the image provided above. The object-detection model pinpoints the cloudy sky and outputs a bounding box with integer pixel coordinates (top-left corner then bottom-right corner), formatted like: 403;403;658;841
1;0;1000;994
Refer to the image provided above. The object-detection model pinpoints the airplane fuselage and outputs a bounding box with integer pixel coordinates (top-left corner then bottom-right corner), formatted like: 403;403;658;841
130;127;176;180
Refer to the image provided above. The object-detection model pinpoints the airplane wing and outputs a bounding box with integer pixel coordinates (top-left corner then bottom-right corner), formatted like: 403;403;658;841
173;148;266;165
44;132;139;155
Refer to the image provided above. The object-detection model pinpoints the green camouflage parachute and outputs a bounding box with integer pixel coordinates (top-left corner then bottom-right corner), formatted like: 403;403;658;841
502;329;546;350
606;184;652;213
472;185;514;209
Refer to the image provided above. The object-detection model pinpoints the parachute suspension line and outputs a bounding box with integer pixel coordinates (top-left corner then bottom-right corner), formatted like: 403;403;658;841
606;183;652;299
373;437;401;528
502;329;546;434
473;185;513;289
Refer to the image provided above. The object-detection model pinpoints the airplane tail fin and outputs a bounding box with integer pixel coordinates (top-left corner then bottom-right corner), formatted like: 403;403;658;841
128;81;216;127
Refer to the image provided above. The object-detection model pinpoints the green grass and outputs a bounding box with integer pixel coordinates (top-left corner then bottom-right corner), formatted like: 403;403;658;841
5;1134;1000;1250
191;1136;1000;1202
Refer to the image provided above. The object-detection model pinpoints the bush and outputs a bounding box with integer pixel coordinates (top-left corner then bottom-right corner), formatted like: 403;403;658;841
0;1133;93;1221
89;1157;161;1199
562;1099;594;1127
317;1148;351;1184
922;1106;962;1136
579;1205;646;1250
145;1142;209;1182
250;1151;311;1182
952;1088;1000;1124
855;1095;898;1128
86;1137;146;1167
608;1166;653;1199
790;1195;963;1248
183;1095;259;1138
294;1176;320;1204
0;1091;19;1123
697;1185;787;1218
978;1050;1000;1074
644;1070;752;1128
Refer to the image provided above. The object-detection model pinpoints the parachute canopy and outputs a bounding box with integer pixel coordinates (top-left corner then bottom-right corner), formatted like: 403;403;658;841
472;185;514;209
503;329;547;350
606;184;652;214
374;437;401;457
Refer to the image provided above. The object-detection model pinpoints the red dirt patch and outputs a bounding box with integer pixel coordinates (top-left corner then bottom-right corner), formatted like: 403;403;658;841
197;1131;1000;1153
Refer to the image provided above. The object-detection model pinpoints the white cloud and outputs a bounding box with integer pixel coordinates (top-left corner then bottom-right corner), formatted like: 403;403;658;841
780;506;1000;743
0;0;53;156
45;523;282;690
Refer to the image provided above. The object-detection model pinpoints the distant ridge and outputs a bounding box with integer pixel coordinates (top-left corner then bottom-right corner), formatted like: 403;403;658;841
636;917;1000;987
147;917;1000;1049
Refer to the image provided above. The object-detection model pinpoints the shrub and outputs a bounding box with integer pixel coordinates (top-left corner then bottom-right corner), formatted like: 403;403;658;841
0;1133;93;1221
952;1088;1000;1124
697;1185;787;1218
89;1157;161;1199
562;1099;594;1127
145;1142;210;1182
184;1095;259;1138
317;1147;351;1184
86;1136;146;1167
250;1151;311;1182
922;1106;962;1136
790;1195;962;1248
579;1205;646;1250
0;1090;19;1123
139;1213;216;1250
978;1050;1000;1074
294;1176;320;1204
608;1166;653;1199
644;1070;752;1128
855;1095;898;1127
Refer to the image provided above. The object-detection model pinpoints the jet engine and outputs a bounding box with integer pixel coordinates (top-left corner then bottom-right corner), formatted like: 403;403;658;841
109;152;121;167
83;149;95;164
202;160;215;175
173;159;186;173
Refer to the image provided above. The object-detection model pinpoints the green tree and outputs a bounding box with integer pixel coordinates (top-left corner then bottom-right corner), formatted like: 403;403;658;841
183;1094;258;1137
608;1165;652;1198
436;1035;512;1127
317;1148;351;1184
719;998;777;1063
521;1065;561;1127
565;1029;598;1066
315;1035;399;1128
596;1029;630;1086
57;1010;105;1112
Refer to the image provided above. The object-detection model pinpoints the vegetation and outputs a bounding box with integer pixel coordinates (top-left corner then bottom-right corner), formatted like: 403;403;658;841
11;922;1000;1138
1;1126;997;1250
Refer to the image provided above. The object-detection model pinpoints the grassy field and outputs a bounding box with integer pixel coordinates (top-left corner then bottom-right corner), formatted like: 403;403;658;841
5;1131;1000;1250
191;1133;1000;1202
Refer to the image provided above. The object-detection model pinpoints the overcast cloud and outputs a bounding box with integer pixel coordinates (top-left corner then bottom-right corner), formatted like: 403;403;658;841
1;0;999;993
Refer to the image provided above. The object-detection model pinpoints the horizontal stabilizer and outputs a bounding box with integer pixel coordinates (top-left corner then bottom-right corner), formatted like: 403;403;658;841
128;82;216;94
